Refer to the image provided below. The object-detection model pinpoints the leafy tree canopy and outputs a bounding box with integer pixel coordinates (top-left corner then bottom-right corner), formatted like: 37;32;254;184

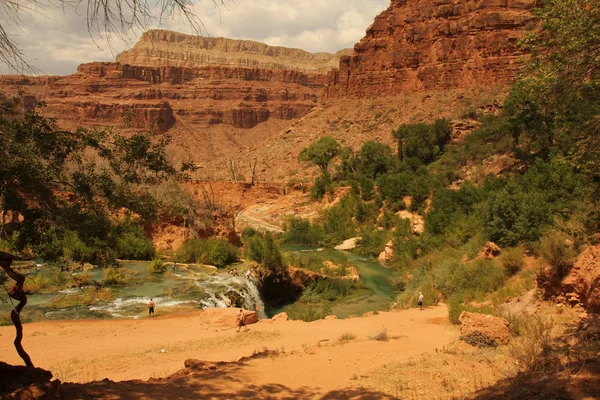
0;95;192;264
298;136;341;173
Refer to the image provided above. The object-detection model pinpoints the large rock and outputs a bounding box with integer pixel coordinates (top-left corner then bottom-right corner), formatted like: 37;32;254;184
325;0;536;98
198;307;258;328
0;362;61;399
459;311;510;345
334;237;360;250
396;211;425;234
378;240;394;263
271;312;288;322
478;242;502;259
561;245;600;313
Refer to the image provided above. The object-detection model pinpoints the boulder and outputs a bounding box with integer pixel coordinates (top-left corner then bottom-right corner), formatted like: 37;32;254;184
396;211;425;234
334;237;360;251
378;240;394;263
198;308;258;328
478;242;502;259
0;362;61;399
459;311;510;345
271;312;288;322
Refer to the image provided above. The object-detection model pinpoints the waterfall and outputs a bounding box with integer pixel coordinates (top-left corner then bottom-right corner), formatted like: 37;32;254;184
195;274;267;319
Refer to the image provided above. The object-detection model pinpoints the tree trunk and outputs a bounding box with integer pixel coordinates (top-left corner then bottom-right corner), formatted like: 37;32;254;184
0;252;34;368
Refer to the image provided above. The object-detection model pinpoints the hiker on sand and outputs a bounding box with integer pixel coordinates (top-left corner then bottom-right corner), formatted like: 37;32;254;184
148;298;155;317
418;292;424;310
236;309;247;333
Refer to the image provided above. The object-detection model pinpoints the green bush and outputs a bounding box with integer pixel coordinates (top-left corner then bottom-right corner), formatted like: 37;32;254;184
393;119;452;165
485;182;550;246
311;173;333;200
378;172;412;203
501;247;525;276
540;230;575;277
246;235;283;270
113;221;155;260
147;258;167;274
436;258;506;299
356;229;388;257
286;304;331;322
284;217;323;246
301;279;361;302
356;141;393;179
242;227;258;238
103;267;126;286
175;238;239;268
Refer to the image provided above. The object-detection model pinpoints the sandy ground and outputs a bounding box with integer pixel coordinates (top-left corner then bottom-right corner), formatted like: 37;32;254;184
0;304;457;397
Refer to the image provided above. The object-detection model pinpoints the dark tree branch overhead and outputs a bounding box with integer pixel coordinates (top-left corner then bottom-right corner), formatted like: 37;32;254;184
0;0;232;73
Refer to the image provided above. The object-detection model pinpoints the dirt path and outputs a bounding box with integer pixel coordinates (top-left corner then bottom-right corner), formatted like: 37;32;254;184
1;305;456;398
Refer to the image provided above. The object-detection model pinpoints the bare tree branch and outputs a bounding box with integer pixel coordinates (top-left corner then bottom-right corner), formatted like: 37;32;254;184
0;0;233;73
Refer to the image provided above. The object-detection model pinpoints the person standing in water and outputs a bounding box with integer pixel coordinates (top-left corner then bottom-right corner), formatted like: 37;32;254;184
148;298;155;317
418;292;424;310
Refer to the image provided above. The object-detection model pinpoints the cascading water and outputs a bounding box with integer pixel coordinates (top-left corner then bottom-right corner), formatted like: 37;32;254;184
0;261;272;322
195;274;266;319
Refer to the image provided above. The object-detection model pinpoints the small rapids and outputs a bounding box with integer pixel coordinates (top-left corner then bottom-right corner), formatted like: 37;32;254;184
196;274;267;319
0;261;268;322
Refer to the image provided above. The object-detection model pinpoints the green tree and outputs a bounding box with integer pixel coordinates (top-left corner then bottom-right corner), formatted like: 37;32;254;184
298;136;342;173
393;119;452;165
506;0;600;172
356;141;392;179
0;96;189;262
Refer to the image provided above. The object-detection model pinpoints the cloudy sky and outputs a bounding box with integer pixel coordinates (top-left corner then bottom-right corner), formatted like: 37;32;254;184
1;0;390;76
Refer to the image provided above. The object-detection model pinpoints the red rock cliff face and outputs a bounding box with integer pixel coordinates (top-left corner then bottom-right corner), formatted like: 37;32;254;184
0;61;325;131
326;0;536;97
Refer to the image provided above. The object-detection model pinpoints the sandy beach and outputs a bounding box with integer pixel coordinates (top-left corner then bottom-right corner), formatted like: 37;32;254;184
0;304;456;396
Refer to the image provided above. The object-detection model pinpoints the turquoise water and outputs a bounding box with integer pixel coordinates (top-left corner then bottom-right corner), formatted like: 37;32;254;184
277;247;399;318
0;261;264;323
0;248;398;323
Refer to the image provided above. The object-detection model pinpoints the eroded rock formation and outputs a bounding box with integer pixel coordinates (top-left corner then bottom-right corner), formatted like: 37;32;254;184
326;0;536;97
0;32;349;137
117;30;352;73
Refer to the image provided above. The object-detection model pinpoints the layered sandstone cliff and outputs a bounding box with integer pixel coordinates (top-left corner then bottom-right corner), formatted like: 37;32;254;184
0;26;349;133
117;30;352;73
326;0;536;97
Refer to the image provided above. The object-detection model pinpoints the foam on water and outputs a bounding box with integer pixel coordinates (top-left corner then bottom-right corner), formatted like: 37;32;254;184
196;274;266;318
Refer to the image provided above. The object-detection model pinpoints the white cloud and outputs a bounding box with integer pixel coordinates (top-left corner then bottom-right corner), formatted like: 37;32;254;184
0;0;389;75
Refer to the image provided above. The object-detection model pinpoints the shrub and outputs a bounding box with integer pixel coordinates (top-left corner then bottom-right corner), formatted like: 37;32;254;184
356;229;387;257
147;259;167;274
242;227;258;238
246;235;283;270
436;258;506;299
461;331;497;348
103;267;126;286
284;217;323;246
508;316;553;373
485;183;550;246
378;172;412;203
448;295;466;325
501;247;525;276
175;238;239;268
358;176;375;201
287;304;331;322
301;279;360;302
114;222;155;260
311;173;333;200
356;141;393;179
540;230;575;277
338;332;357;342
